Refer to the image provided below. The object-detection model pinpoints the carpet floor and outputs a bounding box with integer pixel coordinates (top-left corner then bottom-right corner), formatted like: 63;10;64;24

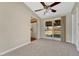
3;39;79;56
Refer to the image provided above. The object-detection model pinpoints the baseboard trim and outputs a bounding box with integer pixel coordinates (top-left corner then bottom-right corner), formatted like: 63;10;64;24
0;42;30;56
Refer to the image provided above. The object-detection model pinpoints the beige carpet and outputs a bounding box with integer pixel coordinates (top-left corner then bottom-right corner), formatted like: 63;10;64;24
3;39;79;56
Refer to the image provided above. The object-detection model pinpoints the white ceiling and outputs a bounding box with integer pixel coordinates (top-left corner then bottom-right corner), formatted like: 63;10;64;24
24;2;75;19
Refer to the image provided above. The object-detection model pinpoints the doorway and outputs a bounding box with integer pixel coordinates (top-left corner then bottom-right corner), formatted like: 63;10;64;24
31;17;38;41
40;16;66;42
44;19;62;41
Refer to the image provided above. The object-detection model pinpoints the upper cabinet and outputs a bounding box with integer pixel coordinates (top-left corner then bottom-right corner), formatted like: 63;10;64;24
54;20;61;26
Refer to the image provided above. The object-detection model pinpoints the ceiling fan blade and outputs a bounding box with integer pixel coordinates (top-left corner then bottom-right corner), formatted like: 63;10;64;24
35;9;44;12
50;2;61;7
40;2;46;7
51;9;56;12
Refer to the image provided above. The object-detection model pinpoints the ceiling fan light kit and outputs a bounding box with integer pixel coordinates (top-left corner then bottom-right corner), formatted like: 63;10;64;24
35;2;61;15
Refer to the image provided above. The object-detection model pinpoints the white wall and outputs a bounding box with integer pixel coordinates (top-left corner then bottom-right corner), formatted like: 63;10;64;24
66;13;72;43
69;3;79;51
0;2;40;55
74;3;79;51
72;13;76;44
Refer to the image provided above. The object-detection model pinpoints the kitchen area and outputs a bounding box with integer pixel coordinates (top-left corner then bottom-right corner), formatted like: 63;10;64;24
40;16;66;42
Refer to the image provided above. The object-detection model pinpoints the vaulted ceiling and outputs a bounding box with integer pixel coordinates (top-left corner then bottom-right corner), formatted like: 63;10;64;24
24;2;75;19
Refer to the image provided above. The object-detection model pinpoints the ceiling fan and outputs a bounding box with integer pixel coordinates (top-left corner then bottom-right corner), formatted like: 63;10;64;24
35;2;61;15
